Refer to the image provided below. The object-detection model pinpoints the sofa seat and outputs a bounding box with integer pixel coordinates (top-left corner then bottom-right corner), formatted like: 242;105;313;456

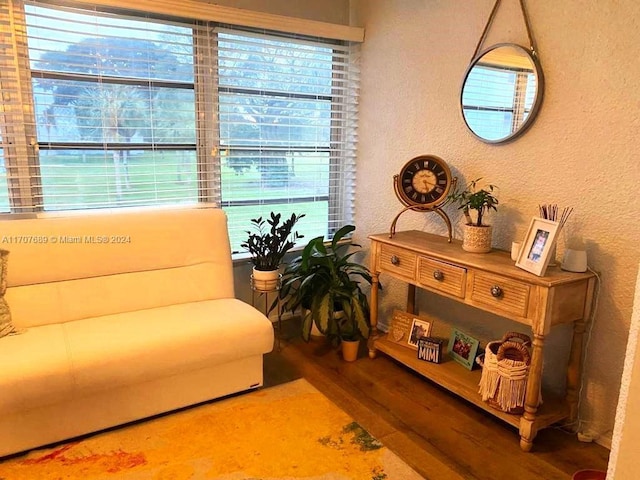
0;324;75;414
0;299;273;418
64;298;274;393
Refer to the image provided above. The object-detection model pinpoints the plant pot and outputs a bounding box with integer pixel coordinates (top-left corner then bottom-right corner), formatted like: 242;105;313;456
302;309;325;337
462;224;493;253
252;267;280;292
341;338;360;362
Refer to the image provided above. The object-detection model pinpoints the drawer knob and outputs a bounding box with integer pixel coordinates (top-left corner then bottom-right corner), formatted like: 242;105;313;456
433;269;445;281
490;285;503;298
390;255;400;266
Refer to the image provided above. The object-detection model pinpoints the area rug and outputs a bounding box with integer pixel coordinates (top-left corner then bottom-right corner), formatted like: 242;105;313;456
0;379;422;479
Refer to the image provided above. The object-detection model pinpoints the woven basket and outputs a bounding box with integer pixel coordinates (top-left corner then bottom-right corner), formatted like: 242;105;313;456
477;332;532;414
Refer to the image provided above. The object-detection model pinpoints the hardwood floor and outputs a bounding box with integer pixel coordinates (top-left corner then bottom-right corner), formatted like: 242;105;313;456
264;321;610;480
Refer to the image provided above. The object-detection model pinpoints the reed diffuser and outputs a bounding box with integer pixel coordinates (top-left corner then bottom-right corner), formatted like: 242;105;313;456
538;204;573;266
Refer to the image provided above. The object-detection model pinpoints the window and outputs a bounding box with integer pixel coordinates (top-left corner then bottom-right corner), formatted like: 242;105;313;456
0;1;359;253
216;29;357;249
0;130;8;213
26;6;199;210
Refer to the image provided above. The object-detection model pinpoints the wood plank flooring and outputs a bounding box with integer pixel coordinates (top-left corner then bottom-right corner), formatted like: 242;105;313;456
264;321;610;480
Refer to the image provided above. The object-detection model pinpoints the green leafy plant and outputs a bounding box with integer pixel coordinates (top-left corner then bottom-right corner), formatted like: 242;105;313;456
241;212;305;271
277;225;374;343
447;178;499;227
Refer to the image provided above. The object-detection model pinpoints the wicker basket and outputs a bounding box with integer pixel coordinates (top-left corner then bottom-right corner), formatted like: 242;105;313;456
477;332;532;414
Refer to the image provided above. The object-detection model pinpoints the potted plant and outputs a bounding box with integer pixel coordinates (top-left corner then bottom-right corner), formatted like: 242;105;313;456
278;225;373;361
241;212;305;290
448;178;499;253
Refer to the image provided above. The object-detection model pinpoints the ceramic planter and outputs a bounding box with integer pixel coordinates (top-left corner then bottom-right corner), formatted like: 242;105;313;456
341;338;360;362
462;224;493;253
252;267;280;291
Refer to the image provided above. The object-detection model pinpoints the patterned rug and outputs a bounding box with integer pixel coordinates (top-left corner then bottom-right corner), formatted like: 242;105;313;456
0;379;422;479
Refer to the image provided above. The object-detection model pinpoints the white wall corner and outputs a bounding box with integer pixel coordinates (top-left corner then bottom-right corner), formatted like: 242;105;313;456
607;262;640;479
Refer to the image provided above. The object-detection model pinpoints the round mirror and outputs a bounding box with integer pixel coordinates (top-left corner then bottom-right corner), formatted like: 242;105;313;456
460;43;544;144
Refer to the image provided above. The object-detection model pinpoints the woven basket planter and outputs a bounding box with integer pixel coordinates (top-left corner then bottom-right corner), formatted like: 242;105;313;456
477;332;533;414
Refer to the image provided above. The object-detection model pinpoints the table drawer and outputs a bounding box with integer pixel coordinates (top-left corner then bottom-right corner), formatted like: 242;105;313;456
379;244;417;280
471;272;530;317
417;257;466;298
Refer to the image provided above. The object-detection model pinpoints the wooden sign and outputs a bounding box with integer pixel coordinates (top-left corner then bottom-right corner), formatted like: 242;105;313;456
388;310;434;350
417;337;444;363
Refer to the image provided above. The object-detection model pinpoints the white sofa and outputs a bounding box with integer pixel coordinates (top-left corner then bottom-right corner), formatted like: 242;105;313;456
0;207;274;458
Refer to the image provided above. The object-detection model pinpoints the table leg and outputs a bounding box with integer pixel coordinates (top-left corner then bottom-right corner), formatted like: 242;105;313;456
566;277;596;426
368;271;380;359
519;332;544;451
407;283;416;314
566;319;586;425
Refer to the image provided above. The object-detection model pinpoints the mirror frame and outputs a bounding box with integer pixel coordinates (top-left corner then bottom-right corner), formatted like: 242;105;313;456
460;43;544;144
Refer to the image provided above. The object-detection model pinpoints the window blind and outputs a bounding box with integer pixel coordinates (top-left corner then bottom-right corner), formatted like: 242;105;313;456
11;2;219;211
0;0;360;254
215;27;359;251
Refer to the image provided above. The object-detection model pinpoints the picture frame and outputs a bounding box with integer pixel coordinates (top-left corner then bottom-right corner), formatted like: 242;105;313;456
388;310;434;350
448;329;480;370
515;217;561;277
417;337;444;363
407;317;433;349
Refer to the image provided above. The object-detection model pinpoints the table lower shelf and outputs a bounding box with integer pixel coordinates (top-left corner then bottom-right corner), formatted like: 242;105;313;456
373;334;569;431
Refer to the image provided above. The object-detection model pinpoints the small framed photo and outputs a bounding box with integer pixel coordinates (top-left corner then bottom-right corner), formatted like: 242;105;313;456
388;310;434;350
448;329;480;370
408;317;433;349
515;217;560;277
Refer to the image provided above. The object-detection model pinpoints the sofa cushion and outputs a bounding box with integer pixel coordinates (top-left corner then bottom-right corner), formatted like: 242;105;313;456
5;263;231;329
3;207;235;329
63;298;274;395
0;249;15;338
3;207;232;287
0;324;75;414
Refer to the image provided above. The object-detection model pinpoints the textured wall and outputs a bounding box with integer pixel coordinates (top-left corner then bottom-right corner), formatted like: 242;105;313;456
350;0;640;448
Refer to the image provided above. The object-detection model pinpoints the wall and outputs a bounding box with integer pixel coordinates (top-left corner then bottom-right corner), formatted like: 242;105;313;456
350;0;640;448
608;264;640;478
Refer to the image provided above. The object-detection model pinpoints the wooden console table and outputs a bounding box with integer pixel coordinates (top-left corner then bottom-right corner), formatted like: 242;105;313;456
368;231;596;451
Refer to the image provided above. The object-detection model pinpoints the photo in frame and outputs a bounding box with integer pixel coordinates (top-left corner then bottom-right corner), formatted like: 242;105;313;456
448;328;480;370
515;217;560;277
388;310;434;350
408;317;433;349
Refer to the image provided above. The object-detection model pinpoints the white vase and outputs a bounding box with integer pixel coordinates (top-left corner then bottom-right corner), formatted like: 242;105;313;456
303;308;326;337
462;224;493;253
252;267;280;292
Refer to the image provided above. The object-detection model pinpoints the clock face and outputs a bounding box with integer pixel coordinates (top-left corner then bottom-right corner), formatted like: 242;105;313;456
396;155;452;208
